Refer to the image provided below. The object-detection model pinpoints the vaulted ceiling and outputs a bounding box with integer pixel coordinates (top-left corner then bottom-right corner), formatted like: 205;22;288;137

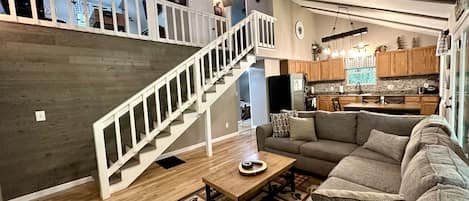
294;0;455;35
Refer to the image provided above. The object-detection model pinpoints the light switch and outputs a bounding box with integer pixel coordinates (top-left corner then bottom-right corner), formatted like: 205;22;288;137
35;111;46;122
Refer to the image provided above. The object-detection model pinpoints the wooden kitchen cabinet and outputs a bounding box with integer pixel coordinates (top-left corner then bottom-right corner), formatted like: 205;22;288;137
281;58;344;81
376;52;391;77
329;58;346;80
405;96;421;104
309;61;321;81
420;96;439;115
318;96;332;111
408;46;439;75
391;50;409;77
320;60;331;80
377;46;439;78
405;96;439;115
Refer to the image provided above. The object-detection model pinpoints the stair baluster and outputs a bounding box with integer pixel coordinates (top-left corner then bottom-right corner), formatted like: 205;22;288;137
93;11;276;199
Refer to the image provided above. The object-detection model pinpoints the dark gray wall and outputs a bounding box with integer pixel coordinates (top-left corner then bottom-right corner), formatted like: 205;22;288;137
0;21;199;200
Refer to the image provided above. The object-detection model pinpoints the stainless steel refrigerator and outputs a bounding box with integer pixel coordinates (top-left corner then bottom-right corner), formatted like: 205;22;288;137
267;74;305;113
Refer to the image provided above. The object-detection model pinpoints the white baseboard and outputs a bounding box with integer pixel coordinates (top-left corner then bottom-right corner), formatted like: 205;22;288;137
9;177;94;201
158;132;239;160
9;132;240;201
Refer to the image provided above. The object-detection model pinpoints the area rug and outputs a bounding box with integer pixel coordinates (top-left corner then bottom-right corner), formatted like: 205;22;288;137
179;172;322;201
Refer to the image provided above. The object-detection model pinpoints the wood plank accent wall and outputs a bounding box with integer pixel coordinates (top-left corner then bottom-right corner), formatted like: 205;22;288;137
0;21;198;200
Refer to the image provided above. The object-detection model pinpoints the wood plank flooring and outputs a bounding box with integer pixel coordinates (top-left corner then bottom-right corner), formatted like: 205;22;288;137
37;131;258;201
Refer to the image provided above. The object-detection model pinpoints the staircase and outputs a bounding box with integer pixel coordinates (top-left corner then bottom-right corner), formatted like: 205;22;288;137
92;11;276;199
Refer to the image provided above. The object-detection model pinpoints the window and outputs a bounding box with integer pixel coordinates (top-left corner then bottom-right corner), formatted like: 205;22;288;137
345;56;376;85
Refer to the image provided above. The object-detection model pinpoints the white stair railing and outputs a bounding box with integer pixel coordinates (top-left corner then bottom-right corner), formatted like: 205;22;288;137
92;10;275;199
0;0;227;47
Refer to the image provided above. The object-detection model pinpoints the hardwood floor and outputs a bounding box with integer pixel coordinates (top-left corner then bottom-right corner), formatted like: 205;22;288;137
37;131;259;201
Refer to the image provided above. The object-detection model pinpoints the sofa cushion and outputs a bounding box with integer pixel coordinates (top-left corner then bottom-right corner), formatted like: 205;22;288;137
349;147;399;165
264;137;306;154
329;156;402;193
298;111;316;118
356;111;423;145
318;177;383;193
411;115;453;137
400;145;469;201
402;119;469;176
315;111;358;143
300;140;357;163
416;184;469;201
289;116;317;141
363;129;409;162
313;189;404;201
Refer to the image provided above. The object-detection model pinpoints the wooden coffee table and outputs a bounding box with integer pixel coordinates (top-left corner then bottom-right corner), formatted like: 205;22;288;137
202;151;296;201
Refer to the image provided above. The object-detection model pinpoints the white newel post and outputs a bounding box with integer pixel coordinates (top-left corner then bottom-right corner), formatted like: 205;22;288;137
93;125;111;199
204;107;213;157
253;12;260;55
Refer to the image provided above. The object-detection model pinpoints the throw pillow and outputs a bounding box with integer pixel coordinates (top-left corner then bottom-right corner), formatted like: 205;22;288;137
363;129;409;162
312;189;404;201
289;116;317;141
270;113;291;138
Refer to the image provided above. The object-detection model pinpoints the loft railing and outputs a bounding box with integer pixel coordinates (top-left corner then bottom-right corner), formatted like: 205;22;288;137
0;0;228;47
92;10;275;198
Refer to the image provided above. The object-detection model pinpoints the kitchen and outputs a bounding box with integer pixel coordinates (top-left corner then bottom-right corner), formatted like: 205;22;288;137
271;44;441;115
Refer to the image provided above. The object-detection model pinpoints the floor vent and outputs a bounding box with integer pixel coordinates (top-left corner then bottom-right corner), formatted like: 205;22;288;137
156;156;186;169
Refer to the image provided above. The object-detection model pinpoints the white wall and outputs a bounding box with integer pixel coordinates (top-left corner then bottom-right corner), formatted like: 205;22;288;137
257;0;317;60
314;14;437;60
264;58;280;77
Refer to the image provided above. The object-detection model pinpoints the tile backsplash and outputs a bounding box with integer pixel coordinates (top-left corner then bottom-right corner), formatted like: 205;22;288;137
307;75;439;94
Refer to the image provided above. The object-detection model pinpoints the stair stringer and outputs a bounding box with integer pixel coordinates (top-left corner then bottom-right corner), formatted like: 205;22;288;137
108;54;256;194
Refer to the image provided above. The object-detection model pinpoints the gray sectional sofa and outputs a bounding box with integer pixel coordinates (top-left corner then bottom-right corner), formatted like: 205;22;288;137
256;111;469;201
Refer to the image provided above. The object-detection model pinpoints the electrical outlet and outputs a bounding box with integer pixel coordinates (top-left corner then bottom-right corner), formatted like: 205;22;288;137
225;122;229;128
330;86;334;91
387;85;394;90
35;111;46;122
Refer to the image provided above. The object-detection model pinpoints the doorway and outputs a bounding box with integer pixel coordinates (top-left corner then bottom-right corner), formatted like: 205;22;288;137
237;61;269;135
238;70;251;134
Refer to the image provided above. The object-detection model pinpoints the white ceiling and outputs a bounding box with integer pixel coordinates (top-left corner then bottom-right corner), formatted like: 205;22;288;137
293;0;455;35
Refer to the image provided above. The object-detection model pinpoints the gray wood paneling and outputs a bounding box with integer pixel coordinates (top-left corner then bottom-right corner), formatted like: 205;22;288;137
0;21;198;200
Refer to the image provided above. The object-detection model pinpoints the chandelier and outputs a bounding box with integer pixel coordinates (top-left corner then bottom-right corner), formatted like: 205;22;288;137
322;7;368;58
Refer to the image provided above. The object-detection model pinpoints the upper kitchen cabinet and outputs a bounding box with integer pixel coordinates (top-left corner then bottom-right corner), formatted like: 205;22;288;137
320;60;331;80
391;49;409;77
280;58;345;81
309;61;321;81
376;51;391;77
329;58;345;80
408;46;439;75
376;45;439;78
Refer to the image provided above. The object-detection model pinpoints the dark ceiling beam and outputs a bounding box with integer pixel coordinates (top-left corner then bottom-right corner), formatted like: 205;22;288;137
302;5;443;32
303;0;448;20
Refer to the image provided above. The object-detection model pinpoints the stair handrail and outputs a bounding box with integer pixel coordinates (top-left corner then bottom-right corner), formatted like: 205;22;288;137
93;10;276;199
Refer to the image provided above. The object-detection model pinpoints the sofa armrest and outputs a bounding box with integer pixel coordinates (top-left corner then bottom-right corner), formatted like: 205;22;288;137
256;124;273;151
